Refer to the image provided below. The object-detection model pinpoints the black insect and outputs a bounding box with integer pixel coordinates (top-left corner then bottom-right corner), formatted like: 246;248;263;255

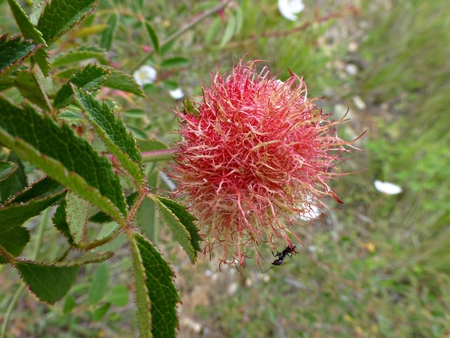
271;244;298;266
263;244;298;272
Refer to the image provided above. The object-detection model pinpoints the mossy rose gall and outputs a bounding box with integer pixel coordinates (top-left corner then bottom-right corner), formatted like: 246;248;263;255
170;60;360;266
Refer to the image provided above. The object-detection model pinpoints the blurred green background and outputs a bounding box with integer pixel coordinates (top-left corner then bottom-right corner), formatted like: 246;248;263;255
1;0;450;337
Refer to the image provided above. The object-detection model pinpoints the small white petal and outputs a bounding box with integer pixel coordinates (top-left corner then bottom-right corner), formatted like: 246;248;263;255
133;65;157;86
169;88;184;99
374;180;402;195
278;0;305;21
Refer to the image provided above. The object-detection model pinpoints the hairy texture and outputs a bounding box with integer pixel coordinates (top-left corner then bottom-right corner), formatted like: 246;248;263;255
170;60;356;266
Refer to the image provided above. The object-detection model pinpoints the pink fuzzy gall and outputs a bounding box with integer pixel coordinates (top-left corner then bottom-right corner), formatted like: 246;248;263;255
170;59;359;267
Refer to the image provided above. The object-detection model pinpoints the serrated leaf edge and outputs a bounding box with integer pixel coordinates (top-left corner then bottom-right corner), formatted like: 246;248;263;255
150;195;196;263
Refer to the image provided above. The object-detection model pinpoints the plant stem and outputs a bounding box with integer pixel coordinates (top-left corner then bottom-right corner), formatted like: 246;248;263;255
132;0;232;72
77;226;125;250
141;148;180;163
1;207;50;338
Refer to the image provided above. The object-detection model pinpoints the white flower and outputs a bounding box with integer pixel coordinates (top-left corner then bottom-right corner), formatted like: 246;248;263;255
278;0;305;21
168;88;184;100
374;180;402;195
133;65;157;86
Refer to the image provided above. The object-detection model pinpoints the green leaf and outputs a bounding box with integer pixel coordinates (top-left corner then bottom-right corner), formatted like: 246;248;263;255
14;70;49;111
0;227;29;265
0;98;127;221
0;152;27;203
158;197;201;252
0;75;15;91
129;233;152;338
7;0;46;46
6;0;49;75
51;46;108;67
151;196;200;263
92;302;111;321
88;262;109;305
161;79;178;91
54;67;80;79
4;176;64;206
53;200;75;245
160;39;175;55
135;171;159;242
127;126;147;140
15;261;79;304
63;294;76;314
66;190;90;243
73;89;144;184
54;64;110;109
107;284;129;306
0;34;42;74
88;210;113;224
89;192;137;224
145;21;160;54
92;223;127;253
137;139;169;152
74;23;109;38
133;232;180;338
58;109;84;122
233;5;243;35
103;68;145;97
14;252;113;305
100;12;119;51
0;176;65;263
0;161;17;181
206;17;221;45
123;109;146;119
219;14;236;47
37;0;98;45
160;57;189;69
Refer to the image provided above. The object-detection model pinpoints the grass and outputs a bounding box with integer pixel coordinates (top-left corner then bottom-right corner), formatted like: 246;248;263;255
1;0;450;337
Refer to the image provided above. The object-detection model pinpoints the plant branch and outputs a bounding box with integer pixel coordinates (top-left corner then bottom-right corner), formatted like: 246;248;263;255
76;225;126;250
141;148;180;163
224;6;360;50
